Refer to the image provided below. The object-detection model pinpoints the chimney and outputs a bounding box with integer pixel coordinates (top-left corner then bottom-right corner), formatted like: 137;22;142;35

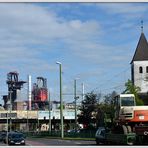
28;75;32;110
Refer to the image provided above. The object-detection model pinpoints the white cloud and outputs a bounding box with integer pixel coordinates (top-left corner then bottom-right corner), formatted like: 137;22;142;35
98;3;147;16
1;3;133;72
0;3;102;72
95;3;148;32
0;3;144;102
0;3;102;102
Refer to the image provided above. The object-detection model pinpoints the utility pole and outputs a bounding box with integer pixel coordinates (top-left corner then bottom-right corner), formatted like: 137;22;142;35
48;92;51;133
74;79;79;130
27;110;29;133
6;110;8;145
82;83;84;101
9;90;12;132
37;110;39;130
27;75;31;133
56;61;64;138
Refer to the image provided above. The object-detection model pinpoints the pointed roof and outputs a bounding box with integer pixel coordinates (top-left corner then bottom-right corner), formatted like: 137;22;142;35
131;33;148;63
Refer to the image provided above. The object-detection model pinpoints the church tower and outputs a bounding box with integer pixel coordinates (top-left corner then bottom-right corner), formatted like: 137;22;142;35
131;22;148;95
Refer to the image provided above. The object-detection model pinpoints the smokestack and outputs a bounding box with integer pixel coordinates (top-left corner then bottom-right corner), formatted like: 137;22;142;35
28;75;32;110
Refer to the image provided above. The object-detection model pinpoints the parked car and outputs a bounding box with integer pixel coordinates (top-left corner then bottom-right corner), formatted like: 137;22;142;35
4;131;26;145
67;129;78;133
95;127;110;145
0;131;7;141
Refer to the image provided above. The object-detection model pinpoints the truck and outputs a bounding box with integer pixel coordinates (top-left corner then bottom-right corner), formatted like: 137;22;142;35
96;93;148;145
113;93;148;144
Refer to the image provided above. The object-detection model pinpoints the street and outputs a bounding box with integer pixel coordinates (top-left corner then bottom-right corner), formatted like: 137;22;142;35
0;138;96;146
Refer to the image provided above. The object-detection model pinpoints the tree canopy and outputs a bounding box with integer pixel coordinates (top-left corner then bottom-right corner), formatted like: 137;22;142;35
77;91;98;129
124;79;143;105
96;91;117;128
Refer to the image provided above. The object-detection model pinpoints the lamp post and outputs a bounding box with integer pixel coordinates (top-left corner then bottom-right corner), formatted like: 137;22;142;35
48;92;51;133
74;78;79;130
6;90;13;145
56;61;64;138
6;100;10;145
6;113;8;145
37;109;39;131
82;83;85;101
9;90;12;132
25;108;28;133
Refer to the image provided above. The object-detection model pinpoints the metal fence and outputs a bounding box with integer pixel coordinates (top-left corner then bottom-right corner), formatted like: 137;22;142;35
24;130;96;139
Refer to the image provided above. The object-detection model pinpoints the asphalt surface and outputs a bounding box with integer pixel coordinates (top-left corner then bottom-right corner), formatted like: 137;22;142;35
26;138;96;146
0;138;96;146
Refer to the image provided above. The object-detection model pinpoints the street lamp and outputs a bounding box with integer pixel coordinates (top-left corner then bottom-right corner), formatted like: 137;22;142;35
81;83;85;101
6;90;13;145
74;78;79;130
56;61;64;138
6;100;10;145
8;90;13;132
48;92;51;133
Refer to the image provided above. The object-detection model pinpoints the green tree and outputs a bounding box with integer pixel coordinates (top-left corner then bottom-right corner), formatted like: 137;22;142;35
96;91;117;128
58;104;65;109
77;91;98;129
124;79;143;105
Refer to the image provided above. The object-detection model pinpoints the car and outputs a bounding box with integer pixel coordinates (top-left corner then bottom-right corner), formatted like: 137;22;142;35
67;129;79;133
0;131;7;141
4;131;26;145
95;127;110;145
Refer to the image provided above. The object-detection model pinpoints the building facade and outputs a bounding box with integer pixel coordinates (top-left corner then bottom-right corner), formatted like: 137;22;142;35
131;32;148;94
131;31;148;104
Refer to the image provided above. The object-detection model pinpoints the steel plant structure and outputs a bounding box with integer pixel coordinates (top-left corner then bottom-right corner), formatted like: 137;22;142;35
32;77;48;110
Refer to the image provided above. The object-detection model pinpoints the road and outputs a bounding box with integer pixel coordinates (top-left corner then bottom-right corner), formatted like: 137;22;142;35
0;138;96;146
26;138;96;146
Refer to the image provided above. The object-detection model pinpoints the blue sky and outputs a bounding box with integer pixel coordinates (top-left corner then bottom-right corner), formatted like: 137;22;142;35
0;3;148;105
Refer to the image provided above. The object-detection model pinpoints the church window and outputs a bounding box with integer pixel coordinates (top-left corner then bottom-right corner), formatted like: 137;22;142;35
139;67;143;73
146;66;148;73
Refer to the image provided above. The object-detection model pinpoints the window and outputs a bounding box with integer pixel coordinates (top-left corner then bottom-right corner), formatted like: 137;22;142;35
100;130;105;137
146;66;148;73
139;67;143;73
121;97;135;106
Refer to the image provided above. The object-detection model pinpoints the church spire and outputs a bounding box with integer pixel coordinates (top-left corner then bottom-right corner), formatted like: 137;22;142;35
131;22;148;64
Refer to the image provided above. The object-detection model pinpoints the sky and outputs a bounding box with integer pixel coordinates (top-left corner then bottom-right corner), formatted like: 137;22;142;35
0;2;148;105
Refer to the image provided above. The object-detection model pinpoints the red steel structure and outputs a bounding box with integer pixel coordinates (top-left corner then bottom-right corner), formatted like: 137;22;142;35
32;77;48;110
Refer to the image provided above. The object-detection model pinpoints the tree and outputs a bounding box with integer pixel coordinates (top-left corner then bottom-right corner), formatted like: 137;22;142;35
96;92;102;104
96;91;117;128
124;79;143;105
58;104;65;109
77;91;98;129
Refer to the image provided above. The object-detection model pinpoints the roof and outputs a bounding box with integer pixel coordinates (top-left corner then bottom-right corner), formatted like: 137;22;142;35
131;33;148;63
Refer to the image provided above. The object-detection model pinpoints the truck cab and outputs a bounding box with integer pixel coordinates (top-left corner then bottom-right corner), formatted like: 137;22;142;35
114;94;136;121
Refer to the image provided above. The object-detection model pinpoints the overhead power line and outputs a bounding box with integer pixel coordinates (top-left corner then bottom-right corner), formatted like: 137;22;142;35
91;66;130;92
93;76;148;94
